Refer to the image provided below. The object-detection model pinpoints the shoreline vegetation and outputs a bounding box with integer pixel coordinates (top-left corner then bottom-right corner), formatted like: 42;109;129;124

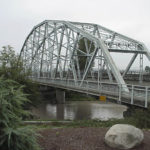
23;119;147;129
24;104;150;130
66;91;98;101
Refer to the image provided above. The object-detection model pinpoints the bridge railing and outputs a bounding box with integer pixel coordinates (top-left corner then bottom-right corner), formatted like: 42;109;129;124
30;77;150;108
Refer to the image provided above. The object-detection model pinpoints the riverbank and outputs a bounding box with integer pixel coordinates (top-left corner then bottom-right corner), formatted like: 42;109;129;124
29;103;150;129
29;97;150;150
28;105;150;150
38;127;150;150
66;91;97;101
24;113;150;130
24;119;134;128
29;106;150;149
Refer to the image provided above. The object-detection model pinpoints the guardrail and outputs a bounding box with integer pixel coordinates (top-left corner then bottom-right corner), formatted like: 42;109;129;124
30;77;150;108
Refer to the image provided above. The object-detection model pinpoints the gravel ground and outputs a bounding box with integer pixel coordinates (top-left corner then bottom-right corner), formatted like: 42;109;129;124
38;128;150;150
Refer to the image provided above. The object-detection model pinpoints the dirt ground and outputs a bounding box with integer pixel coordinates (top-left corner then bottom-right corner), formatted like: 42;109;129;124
38;128;150;150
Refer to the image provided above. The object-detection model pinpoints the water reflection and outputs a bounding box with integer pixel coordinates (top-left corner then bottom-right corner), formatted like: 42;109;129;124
31;101;127;120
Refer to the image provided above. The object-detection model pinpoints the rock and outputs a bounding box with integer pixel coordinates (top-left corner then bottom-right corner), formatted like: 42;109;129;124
104;124;144;149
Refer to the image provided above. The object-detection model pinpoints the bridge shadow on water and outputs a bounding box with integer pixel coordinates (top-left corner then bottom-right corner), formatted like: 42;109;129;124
31;99;127;121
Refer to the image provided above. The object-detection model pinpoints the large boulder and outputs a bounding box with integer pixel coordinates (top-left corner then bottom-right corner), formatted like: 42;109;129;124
104;124;144;149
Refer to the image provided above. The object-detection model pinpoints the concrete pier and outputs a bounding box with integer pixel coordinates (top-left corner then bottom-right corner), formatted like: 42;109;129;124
56;89;65;103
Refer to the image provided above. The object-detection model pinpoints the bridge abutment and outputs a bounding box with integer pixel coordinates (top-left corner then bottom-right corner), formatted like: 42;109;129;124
56;89;65;104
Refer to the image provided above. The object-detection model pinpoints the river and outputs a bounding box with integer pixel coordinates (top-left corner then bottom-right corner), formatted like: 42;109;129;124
31;101;127;121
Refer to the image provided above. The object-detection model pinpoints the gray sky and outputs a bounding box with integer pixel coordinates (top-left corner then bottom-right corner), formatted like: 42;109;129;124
0;0;150;69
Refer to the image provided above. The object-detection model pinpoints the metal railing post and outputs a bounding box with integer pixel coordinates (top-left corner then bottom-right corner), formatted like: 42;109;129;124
87;80;89;92
99;82;102;95
145;86;148;108
131;85;134;104
119;84;122;102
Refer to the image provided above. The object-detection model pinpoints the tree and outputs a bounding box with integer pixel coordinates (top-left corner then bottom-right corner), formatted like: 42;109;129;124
0;45;28;81
145;66;150;73
0;45;41;106
78;38;95;71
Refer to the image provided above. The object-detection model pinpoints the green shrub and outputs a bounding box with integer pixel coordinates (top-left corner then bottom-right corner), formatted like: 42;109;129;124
1;126;40;150
131;107;150;129
0;77;40;150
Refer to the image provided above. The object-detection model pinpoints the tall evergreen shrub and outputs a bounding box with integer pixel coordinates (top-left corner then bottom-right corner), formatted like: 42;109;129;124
0;77;40;150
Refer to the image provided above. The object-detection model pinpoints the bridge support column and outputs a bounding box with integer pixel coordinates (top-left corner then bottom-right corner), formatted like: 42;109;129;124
56;89;65;103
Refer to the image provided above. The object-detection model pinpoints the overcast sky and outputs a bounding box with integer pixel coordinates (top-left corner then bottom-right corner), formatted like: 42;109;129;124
0;0;150;68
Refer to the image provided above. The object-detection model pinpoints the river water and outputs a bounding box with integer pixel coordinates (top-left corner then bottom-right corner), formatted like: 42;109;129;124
31;101;127;121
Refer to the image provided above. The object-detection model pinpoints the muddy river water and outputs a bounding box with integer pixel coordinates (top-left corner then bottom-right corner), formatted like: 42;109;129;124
31;101;127;120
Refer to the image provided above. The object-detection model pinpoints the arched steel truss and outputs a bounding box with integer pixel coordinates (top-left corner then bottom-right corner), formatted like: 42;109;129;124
19;20;150;92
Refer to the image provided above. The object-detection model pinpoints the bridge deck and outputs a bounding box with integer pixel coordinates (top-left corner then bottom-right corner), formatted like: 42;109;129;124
31;77;150;108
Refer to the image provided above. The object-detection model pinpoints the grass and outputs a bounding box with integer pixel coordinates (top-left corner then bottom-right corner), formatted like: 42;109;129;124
25;118;137;130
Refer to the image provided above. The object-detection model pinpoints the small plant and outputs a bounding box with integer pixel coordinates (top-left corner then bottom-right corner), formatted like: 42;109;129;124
56;131;60;136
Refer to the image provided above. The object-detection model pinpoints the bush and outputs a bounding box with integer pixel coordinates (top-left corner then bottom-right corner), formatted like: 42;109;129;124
0;77;40;150
1;126;40;150
131;107;150;129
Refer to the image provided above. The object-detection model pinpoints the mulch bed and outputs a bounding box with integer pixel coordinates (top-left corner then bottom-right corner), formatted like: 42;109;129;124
38;127;150;150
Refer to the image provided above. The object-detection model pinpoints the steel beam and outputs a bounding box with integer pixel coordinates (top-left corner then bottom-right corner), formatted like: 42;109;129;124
40;23;47;77
54;28;65;79
122;53;138;77
97;40;129;92
80;47;98;86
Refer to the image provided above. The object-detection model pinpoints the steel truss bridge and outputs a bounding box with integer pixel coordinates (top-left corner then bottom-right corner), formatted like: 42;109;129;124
19;20;150;108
